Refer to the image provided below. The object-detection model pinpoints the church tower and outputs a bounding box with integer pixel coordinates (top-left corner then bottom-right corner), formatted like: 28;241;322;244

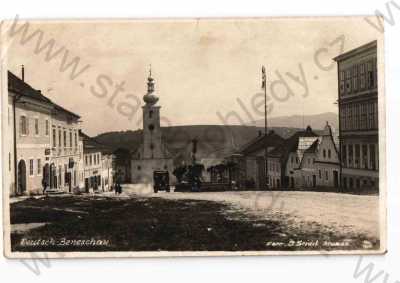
130;66;174;184
142;67;163;159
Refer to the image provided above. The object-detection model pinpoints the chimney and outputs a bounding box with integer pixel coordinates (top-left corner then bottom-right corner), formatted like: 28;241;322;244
21;65;25;82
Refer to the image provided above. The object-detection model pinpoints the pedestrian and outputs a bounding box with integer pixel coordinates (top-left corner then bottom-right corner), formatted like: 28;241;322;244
42;178;48;195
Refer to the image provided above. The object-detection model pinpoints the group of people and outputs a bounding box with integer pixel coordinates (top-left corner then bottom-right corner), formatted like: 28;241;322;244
114;182;123;194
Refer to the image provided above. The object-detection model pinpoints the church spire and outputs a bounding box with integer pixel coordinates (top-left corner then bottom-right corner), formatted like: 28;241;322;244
143;64;159;105
147;64;154;94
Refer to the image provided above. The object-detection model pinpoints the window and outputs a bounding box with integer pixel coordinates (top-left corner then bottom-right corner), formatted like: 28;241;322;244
64;164;68;183
319;170;322;179
323;149;326;158
328;149;331;159
352;65;358;92
34;118;39;135
339;71;345;95
69;131;72;147
45;120;49;136
20;115;28;135
63;130;67;147
345;69;352;93
360;63;366;89
348;144;353;168
367;61;374;88
370;144;376;170
37;159;41;175
362;145;368;169
325;171;328;181
52;127;56;147
29;159;34;176
58;128;62;147
149;110;153;118
355;144;360;168
85;155;88;166
90;155;92;165
75;132;78;147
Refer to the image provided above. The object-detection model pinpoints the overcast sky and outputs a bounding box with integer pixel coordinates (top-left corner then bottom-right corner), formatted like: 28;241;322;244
6;17;381;136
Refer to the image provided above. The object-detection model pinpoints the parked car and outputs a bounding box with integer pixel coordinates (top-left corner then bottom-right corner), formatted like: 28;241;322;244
153;170;170;193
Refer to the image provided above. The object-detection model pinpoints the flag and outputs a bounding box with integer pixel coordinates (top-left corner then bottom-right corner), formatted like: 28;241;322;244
261;65;266;90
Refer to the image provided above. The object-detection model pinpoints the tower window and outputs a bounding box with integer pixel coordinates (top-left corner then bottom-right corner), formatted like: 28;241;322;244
148;124;154;131
149;110;153;118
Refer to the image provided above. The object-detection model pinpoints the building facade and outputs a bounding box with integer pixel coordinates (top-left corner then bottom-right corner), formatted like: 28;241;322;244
314;123;340;188
7;71;53;195
6;69;82;196
80;131;114;192
334;41;379;191
131;69;174;184
49;104;81;193
238;131;285;189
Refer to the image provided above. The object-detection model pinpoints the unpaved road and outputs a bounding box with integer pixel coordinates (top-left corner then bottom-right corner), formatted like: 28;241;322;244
120;184;381;240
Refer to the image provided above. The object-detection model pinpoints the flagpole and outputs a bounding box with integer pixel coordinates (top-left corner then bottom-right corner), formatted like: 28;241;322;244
263;66;269;190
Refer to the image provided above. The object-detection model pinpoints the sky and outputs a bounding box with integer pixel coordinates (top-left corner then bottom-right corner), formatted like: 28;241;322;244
5;17;382;136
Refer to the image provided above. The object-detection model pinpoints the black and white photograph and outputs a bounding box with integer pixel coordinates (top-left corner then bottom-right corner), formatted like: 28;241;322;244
1;17;385;257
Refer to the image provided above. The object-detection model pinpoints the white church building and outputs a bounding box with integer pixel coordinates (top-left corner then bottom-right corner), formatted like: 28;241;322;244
130;69;174;184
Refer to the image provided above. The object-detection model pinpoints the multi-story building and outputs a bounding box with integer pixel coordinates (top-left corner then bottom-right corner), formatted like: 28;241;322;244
7;70;53;195
314;123;340;188
101;153;115;191
80;131;114;192
294;123;340;189
237;131;285;189
333;41;379;191
49;103;82;193
6;68;82;196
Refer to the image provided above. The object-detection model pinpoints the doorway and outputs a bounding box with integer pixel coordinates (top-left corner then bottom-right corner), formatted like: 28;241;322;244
333;170;339;188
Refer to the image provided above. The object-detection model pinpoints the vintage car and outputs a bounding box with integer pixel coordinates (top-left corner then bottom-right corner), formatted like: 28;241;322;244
153;170;170;193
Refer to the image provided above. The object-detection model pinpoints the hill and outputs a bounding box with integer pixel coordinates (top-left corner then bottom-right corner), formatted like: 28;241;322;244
250;112;338;131
94;125;304;160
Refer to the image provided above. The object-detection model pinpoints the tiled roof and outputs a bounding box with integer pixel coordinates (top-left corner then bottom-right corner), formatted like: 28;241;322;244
267;126;319;159
8;71;80;119
239;131;285;155
304;139;319;153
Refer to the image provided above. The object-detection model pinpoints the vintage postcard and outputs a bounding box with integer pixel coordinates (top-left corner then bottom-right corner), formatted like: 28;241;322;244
1;17;386;258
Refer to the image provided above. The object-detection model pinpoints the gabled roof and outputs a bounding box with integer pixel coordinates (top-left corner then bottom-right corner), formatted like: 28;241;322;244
304;139;319;153
239;130;285;155
266;126;319;159
8;71;52;104
8;71;80;119
286;126;319;153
